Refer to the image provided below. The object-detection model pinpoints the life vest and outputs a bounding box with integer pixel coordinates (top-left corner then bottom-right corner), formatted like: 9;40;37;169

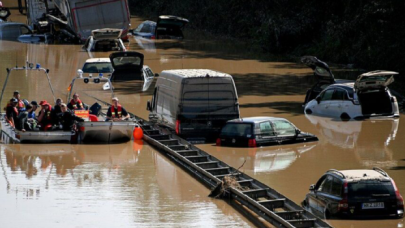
40;105;53;123
70;99;83;110
17;99;25;110
110;105;122;118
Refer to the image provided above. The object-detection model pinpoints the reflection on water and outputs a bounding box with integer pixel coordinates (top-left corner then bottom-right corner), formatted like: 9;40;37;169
306;115;400;169
209;143;317;173
0;141;252;227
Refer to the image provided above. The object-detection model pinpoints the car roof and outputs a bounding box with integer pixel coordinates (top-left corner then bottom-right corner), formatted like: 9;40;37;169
0;22;27;27
227;116;289;124
328;169;391;182
85;58;111;63
326;83;355;91
161;69;232;79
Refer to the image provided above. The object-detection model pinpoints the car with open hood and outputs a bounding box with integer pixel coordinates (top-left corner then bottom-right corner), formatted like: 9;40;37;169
82;28;126;52
302;168;404;219
216;116;318;147
304;71;401;119
132;15;189;39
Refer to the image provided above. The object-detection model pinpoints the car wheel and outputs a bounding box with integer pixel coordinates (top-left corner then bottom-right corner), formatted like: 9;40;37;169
305;109;312;114
340;113;351;120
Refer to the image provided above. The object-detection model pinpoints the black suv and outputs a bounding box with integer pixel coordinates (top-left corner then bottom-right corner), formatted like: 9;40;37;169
302;168;404;219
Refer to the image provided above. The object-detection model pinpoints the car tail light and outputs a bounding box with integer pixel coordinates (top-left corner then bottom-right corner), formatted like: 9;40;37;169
151;35;156;39
392;180;404;207
248;139;257;147
175;120;180;135
391;96;397;103
216;138;221;146
338;181;349;211
79;126;85;132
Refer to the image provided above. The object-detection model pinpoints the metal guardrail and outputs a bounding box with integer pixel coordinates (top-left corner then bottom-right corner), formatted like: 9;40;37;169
132;115;333;228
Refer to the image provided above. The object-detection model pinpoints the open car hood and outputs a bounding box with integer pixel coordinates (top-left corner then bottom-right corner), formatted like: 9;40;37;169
355;70;399;91
92;28;122;40
301;56;334;83
109;51;144;72
157;15;189;29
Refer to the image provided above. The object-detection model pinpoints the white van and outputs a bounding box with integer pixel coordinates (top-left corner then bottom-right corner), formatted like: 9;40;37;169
147;69;240;140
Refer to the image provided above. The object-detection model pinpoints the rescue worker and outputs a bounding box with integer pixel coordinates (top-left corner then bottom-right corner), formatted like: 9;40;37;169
28;101;38;119
53;98;63;115
67;93;84;110
57;103;84;131
37;101;54;131
16;104;34;132
106;97;130;121
13;90;28;112
5;98;18;127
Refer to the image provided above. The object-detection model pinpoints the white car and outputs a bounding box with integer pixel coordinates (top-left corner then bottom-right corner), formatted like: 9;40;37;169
81;58;114;77
304;71;400;119
82;28;126;53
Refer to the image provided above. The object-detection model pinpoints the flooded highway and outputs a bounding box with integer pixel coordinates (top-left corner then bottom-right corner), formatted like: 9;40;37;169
1;5;405;227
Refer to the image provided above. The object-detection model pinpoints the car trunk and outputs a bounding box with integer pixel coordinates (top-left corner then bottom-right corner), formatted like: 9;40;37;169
109;51;144;81
179;77;239;138
358;89;392;115
156;15;188;39
348;180;398;217
218;123;253;147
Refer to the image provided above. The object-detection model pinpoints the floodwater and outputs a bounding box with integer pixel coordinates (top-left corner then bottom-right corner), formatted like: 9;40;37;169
1;4;405;228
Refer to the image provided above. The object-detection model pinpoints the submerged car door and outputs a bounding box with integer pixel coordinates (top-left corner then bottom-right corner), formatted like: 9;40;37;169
315;89;334;116
271;119;296;142
313;175;334;214
329;88;347;115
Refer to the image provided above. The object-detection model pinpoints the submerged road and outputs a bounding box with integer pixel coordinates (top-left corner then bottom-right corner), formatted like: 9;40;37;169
0;4;404;227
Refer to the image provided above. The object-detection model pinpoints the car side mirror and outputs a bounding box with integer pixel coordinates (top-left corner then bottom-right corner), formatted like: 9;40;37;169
295;129;301;135
309;184;315;191
154;73;159;77
146;100;152;111
316;96;321;104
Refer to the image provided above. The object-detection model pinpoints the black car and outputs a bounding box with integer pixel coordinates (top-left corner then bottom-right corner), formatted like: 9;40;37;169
0;22;32;41
302;168;404;219
216;117;318;147
132;15;189;39
301;56;337;104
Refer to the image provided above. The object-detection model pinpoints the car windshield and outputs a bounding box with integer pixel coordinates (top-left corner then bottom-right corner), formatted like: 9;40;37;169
348;180;395;199
220;123;252;137
272;120;296;136
82;62;113;73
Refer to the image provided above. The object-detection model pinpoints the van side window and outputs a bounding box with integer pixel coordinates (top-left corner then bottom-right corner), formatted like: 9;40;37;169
321;89;334;101
259;121;274;136
272;120;296;136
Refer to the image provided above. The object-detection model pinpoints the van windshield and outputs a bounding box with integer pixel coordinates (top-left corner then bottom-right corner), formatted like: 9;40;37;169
348;180;395;199
220;123;252;137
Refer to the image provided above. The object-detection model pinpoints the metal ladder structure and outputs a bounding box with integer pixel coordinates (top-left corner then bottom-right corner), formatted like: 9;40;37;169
133;117;333;228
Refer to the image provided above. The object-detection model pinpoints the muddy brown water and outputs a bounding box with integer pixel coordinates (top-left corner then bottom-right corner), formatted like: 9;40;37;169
0;8;404;227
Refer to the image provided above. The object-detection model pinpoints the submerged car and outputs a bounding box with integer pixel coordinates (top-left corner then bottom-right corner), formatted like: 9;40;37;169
0;22;32;41
302;168;404;219
81;58;114;78
216;117;318;147
132;15;189;39
305;71;400;119
82;28;126;52
301;56;353;104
